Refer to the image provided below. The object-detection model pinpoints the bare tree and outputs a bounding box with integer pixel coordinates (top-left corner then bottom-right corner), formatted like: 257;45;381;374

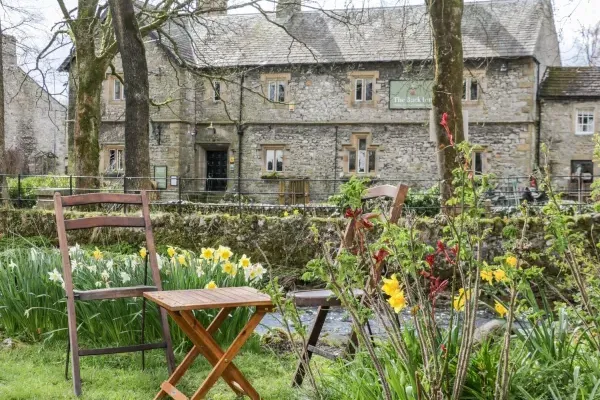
0;18;6;204
108;0;151;189
575;21;600;66
426;0;465;205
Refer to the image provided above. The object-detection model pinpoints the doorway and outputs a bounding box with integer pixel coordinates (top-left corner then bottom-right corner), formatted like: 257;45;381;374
206;150;228;192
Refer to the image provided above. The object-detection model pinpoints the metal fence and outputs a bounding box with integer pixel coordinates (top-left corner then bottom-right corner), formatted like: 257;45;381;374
0;173;595;215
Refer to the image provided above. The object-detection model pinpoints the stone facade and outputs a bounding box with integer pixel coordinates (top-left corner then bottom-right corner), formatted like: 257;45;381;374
3;36;66;174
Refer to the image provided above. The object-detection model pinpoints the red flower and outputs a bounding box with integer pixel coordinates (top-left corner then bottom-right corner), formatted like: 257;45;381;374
440;112;455;146
450;244;459;256
373;248;389;264
436;240;446;253
440;344;447;354
425;254;435;267
344;208;362;219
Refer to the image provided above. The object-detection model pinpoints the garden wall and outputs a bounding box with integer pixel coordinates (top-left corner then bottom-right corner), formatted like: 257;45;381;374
2;208;600;282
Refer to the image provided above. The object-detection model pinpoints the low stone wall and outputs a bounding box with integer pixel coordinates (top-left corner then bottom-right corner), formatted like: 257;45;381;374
2;208;599;282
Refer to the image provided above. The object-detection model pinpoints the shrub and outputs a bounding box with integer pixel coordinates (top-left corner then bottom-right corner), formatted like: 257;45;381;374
7;176;70;207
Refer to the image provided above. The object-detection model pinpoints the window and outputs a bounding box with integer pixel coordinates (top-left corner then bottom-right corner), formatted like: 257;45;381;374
265;148;284;172
107;148;124;172
473;151;484;175
113;79;125;101
571;160;594;182
154;166;168;189
213;81;221;101
354;78;374;102
576;110;595;135
462;78;479;101
268;81;286;103
346;134;377;174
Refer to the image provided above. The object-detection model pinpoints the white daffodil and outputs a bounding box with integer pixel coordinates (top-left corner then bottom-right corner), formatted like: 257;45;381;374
196;266;204;278
86;264;97;273
106;260;114;271
70;259;78;271
30;248;38;263
48;268;63;283
8;260;17;270
69;244;81;258
120;271;131;284
100;270;110;281
247;263;266;281
95;281;103;288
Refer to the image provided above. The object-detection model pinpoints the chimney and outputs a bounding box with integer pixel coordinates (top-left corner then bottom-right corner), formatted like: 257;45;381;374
276;0;301;18
2;35;17;67
196;0;227;15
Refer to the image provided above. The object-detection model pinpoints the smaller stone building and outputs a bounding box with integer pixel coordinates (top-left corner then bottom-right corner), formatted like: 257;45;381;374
3;36;67;174
540;67;600;197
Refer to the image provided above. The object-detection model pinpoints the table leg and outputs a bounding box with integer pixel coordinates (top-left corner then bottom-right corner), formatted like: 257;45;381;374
188;309;268;400
154;308;236;400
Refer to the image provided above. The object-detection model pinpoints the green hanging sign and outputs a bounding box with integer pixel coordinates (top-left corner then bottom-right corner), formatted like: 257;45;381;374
389;80;434;109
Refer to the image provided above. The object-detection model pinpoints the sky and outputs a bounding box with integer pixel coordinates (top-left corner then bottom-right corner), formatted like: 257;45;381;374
2;0;598;102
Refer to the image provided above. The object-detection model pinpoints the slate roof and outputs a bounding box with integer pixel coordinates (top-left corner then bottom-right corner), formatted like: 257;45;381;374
540;67;600;98
158;0;548;68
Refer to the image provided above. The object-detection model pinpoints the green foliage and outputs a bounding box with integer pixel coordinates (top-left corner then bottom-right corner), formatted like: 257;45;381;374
404;185;441;216
0;245;266;346
328;176;369;211
6;176;70;207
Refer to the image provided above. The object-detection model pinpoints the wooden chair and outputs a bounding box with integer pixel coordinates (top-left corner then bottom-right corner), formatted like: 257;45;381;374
54;191;175;396
289;183;408;386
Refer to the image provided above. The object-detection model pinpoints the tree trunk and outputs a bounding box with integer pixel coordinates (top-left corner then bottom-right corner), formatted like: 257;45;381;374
109;0;151;191
427;0;465;204
0;22;8;205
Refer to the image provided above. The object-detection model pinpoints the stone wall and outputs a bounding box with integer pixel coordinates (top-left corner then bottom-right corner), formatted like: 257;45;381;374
3;36;67;174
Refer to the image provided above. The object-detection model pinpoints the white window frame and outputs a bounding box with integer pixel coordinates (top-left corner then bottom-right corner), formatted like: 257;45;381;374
575;109;595;135
354;78;374;102
462;77;479;101
347;135;377;174
108;148;124;171
267;80;286;103
213;80;221;101
113;79;125;101
265;148;284;172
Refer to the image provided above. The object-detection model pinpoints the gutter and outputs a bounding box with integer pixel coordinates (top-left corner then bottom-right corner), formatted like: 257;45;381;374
535;59;541;170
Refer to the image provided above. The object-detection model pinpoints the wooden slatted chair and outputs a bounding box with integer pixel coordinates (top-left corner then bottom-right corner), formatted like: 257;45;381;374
54;191;175;396
289;183;408;386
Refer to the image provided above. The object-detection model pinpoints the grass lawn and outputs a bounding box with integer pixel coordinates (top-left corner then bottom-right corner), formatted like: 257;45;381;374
0;339;306;400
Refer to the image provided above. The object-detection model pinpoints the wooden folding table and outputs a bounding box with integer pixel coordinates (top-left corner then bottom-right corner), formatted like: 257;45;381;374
144;287;274;400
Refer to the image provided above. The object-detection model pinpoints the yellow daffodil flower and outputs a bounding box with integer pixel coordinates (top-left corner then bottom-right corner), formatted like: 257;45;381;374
293;209;300;215
506;256;518;268
93;247;103;261
453;288;470;312
239;254;251;269
167;246;176;258
139;247;147;259
283;211;289;217
177;254;187;266
493;269;507;282
480;270;494;284
494;301;508;318
201;247;215;260
217;246;233;261
205;280;217;289
381;274;400;296
222;261;237;276
388;289;407;313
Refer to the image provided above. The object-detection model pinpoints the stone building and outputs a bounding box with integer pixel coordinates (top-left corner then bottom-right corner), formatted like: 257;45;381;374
540;67;600;197
63;0;564;202
3;36;66;174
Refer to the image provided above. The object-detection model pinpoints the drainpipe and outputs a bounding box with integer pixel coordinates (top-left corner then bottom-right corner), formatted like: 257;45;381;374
333;125;338;193
534;59;542;171
237;72;245;199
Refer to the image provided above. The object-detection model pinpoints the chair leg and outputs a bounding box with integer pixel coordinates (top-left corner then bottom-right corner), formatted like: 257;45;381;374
65;338;70;380
141;297;147;371
159;306;176;373
65;295;82;396
292;306;329;387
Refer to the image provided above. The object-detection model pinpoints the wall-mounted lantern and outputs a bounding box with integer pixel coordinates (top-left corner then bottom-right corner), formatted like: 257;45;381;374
152;122;163;145
206;122;216;135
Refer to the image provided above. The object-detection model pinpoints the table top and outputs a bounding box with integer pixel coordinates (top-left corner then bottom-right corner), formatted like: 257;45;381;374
144;287;273;311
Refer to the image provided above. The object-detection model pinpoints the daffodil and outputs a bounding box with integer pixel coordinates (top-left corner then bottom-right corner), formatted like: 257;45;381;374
178;254;187;266
48;268;63;283
217;246;233;261
201;247;215;261
139;247;147;259
167;246;176;258
493;269;507;283
100;270;110;281
247;263;266;281
381;274;400;296
453;288;470;312
222;261;237;276
293;209;300;216
239;254;251;269
283;211;289;217
93;247;103;261
387;289;407;313
494;301;508;318
480;270;494;284
205;280;218;289
120;271;131;284
506;256;518;268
